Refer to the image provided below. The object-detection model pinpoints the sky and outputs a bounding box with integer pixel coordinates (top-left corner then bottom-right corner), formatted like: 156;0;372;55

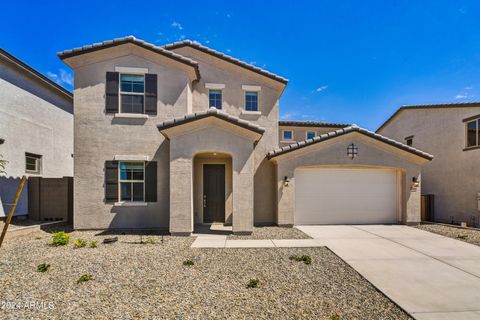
2;0;480;130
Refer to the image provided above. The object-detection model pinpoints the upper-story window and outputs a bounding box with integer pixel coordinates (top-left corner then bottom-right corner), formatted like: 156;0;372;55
465;118;479;148
245;91;258;111
120;74;145;113
405;136;413;146
209;90;222;109
306;131;316;140
282;130;293;141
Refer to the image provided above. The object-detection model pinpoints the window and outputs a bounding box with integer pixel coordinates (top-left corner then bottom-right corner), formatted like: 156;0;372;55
25;152;41;174
405;136;413;146
306;131;316;140
282;130;293;141
120;74;145;113
466;119;479;147
209;90;222;109
245;91;258;111
119;161;144;202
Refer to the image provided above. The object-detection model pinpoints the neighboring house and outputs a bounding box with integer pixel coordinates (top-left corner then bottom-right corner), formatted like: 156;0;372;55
58;36;432;234
278;121;350;146
0;48;73;217
377;102;480;226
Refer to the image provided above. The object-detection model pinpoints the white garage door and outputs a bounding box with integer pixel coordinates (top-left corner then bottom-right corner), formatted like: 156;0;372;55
295;168;398;225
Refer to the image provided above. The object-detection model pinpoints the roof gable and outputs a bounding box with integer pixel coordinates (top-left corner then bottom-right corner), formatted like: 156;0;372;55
163;40;288;85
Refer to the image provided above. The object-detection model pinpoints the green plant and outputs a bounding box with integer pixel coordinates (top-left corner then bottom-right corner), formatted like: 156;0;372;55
77;273;93;284
89;240;98;248
142;237;156;244
73;238;87;248
51;231;70;246
35;236;42;240
37;263;50;273
246;278;259;288
0;155;7;175
330;313;341;320
183;259;194;267
289;255;312;265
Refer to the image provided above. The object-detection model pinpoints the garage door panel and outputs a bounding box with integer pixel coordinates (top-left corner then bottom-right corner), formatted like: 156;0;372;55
295;168;397;225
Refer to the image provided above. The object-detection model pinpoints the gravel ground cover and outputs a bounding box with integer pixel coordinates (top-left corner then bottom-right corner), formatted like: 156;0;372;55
414;223;480;247
227;226;311;239
0;228;410;319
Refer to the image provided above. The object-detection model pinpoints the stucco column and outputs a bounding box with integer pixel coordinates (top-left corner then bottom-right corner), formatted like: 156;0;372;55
232;152;254;234
276;162;295;226
169;156;193;236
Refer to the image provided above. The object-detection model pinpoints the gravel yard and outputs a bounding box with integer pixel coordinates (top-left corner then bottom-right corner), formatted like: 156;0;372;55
414;223;480;247
1;228;410;320
227;226;311;240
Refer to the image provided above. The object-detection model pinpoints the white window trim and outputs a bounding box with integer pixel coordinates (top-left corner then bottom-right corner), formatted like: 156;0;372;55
114;113;149;119
241;110;261;115
282;130;294;141
114;201;148;207
242;85;261;91
205;83;225;89
118;161;145;203
115;66;149;74
465;118;480;148
119;72;146;114
114;155;150;161
305;131;316;140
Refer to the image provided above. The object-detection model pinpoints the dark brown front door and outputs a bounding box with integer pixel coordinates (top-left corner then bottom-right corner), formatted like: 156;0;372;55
203;164;225;223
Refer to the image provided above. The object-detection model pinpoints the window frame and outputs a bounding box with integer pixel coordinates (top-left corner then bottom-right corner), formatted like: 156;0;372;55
118;161;145;203
25;152;42;174
282;130;294;141
465;118;480;148
208;89;223;109
405;135;414;146
244;91;259;112
306;131;316;140
119;72;146;114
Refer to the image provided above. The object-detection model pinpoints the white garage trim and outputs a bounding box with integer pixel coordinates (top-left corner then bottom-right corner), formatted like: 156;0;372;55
294;167;400;225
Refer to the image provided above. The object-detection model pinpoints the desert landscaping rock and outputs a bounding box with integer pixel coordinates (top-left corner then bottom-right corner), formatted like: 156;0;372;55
0;229;410;319
228;226;311;240
415;223;480;247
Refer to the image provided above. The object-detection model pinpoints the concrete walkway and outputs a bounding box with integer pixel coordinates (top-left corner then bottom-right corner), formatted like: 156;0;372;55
297;225;480;320
191;234;322;248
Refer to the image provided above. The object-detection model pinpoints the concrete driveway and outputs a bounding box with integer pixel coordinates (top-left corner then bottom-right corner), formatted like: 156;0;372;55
296;225;480;320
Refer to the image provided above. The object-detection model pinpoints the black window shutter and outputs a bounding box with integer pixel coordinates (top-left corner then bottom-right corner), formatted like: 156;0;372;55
105;72;119;113
145;161;157;202
105;160;119;203
144;74;157;115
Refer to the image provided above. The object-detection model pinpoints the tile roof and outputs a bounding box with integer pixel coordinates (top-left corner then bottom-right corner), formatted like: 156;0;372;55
267;125;434;160
157;108;265;135
0;48;73;99
162;40;288;84
377;102;480;132
279;120;350;128
57;36;201;80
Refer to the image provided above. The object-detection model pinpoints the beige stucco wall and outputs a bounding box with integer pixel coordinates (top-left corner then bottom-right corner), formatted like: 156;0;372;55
278;125;344;146
378;107;480;224
70;45;192;229
170;46;284;225
273;132;427;225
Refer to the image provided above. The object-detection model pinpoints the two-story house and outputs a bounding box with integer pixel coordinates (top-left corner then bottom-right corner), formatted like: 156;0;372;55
377;102;480;226
0;48;73;218
58;36;433;235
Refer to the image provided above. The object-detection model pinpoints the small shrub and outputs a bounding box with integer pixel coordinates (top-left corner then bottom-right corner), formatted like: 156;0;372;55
330;313;341;320
73;238;87;248
289;255;312;265
457;235;468;239
246;278;259;288
77;273;93;284
183;259;194;267
37;263;50;273
143;237;156;244
35;236;42;240
51;231;70;246
89;240;98;248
